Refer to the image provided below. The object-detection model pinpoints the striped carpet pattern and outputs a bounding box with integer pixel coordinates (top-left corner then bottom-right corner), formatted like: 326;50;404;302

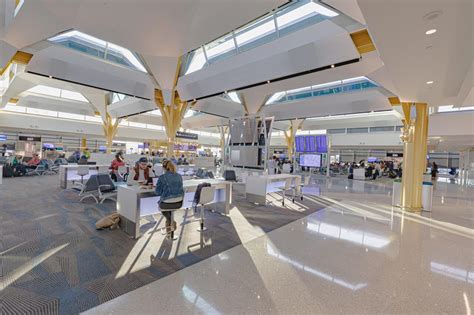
0;175;327;314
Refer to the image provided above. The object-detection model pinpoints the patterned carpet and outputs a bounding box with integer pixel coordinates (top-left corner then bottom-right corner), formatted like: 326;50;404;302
0;175;329;314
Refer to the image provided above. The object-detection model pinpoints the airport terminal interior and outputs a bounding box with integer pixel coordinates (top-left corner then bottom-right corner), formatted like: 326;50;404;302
0;0;473;314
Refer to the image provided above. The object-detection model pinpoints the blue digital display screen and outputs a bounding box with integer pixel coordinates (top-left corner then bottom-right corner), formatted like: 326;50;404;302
316;135;327;153
305;136;316;152
295;136;305;152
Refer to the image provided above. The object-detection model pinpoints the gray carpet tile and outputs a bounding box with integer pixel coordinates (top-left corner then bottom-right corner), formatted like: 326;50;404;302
0;174;328;314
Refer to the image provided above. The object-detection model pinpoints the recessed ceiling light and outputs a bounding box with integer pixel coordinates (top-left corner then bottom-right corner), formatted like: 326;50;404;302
331;64;335;68
425;29;437;35
267;80;270;84
426;81;434;85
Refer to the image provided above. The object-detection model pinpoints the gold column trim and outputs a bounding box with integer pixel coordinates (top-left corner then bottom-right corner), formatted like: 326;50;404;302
388;97;400;105
399;102;429;211
350;29;376;54
0;51;33;76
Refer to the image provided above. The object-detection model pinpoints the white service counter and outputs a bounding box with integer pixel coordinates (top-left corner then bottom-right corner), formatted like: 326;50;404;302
59;164;109;188
117;179;232;238
245;174;301;204
353;168;366;180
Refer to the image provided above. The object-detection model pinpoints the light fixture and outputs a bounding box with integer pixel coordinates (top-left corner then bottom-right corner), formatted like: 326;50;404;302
425;29;437;35
331;64;335;68
426;81;434;85
267;80;270;84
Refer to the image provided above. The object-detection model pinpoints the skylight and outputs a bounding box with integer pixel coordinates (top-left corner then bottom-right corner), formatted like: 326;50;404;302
265;76;378;105
437;105;474;113
48;30;147;73
14;0;25;16
180;0;339;75
26;85;89;103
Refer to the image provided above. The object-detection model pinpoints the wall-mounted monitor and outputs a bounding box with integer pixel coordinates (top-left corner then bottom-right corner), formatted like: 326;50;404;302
300;154;321;167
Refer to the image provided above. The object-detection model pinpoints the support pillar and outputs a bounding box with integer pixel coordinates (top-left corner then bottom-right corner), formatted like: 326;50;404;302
102;113;119;154
81;137;87;151
399;102;429;211
284;119;304;169
155;89;194;158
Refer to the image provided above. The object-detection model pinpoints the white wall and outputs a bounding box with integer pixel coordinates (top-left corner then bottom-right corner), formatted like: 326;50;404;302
0;111;220;145
429;112;474;137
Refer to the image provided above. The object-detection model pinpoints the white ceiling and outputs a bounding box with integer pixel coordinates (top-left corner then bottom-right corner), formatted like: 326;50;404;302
2;0;285;90
357;0;473;107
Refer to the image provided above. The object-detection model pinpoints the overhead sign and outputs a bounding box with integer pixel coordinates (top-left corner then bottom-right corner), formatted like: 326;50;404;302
19;135;41;142
0;135;6;141
387;152;403;157
176;131;198;140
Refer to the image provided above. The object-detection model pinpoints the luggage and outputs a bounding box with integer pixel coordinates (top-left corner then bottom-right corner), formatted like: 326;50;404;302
3;165;14;177
348;174;353;180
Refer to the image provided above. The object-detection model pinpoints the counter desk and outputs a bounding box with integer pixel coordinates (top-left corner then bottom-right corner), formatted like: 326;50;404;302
59;164;109;189
117;179;232;238
245;174;301;204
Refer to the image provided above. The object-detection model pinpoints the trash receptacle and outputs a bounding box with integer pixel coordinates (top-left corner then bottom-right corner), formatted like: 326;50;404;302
392;179;402;206
422;181;433;211
423;173;432;183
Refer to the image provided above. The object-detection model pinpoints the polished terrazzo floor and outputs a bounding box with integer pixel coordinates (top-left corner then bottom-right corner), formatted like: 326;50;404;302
0;174;329;314
86;175;474;314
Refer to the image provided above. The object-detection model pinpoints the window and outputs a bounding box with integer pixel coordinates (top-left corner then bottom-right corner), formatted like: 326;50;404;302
85;116;103;123
266;77;378;105
370;126;395;132
204;33;237;64
26;85;89;103
178;1;339;75
328;128;346;134
347;127;369;134
3;104;26;113
48;30;147;73
184;47;206;75
277;1;336;36
14;0;25;16
235;13;276;52
438;105;474;113
227;92;242;104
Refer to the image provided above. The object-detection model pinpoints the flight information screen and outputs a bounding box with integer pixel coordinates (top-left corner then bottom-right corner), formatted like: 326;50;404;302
300;154;321;167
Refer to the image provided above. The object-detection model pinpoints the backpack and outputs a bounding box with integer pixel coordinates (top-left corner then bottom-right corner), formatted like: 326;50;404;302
192;182;211;212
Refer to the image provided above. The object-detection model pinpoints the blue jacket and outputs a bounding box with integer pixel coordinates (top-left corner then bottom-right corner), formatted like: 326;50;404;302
155;171;184;202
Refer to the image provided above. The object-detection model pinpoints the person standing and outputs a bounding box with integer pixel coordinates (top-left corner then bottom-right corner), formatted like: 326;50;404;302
431;161;439;179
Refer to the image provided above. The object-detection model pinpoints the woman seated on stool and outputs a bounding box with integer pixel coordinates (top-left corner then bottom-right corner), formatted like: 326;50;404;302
155;160;184;233
127;157;151;185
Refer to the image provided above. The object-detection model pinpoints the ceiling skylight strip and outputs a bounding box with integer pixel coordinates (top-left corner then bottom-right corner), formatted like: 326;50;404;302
181;0;339;75
48;30;147;73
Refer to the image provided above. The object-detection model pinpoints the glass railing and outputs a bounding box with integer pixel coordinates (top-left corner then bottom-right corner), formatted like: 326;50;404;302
180;0;340;76
266;77;378;105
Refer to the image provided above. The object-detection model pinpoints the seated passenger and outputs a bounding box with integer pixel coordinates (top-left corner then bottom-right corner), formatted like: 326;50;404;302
110;153;125;181
155;160;184;232
127;157;151;185
26;154;41;169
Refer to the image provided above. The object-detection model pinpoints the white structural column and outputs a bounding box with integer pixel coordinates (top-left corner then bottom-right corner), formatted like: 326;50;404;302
326;135;332;178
